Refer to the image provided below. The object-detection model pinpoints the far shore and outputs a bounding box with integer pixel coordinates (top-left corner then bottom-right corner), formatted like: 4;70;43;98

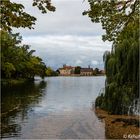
58;74;105;76
1;76;105;85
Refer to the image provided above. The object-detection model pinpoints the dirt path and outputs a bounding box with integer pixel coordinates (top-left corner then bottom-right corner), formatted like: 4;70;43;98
95;108;140;139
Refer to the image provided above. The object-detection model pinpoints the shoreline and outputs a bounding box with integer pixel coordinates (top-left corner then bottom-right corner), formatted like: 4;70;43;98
58;74;105;76
1;78;34;85
95;108;140;139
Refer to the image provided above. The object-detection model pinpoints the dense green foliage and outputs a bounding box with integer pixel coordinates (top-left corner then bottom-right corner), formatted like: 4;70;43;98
74;66;81;74
93;68;100;75
84;0;139;42
1;30;46;79
86;0;139;114
0;0;55;31
1;0;56;80
45;67;59;76
96;22;139;114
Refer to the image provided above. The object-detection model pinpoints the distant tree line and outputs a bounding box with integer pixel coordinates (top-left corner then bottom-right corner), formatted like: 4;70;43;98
45;67;59;76
74;66;81;74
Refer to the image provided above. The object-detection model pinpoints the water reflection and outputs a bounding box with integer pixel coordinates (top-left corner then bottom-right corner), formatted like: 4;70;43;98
1;80;47;138
1;77;106;139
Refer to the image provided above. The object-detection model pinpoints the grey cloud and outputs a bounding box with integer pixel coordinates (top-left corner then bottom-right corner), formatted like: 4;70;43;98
12;0;104;36
12;0;112;69
23;35;111;69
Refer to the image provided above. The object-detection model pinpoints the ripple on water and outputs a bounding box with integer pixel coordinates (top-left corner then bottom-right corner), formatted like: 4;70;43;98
2;76;106;139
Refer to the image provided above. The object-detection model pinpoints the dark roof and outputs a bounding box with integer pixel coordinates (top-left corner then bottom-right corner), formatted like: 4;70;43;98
80;68;93;72
64;66;73;69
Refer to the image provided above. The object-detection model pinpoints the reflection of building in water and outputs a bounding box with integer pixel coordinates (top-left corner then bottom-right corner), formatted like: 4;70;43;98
59;64;75;76
80;66;93;76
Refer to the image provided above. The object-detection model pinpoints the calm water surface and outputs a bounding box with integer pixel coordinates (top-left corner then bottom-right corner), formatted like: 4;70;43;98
2;76;106;139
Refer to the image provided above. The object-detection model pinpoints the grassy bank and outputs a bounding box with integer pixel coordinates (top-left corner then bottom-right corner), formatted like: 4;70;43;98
95;108;140;139
1;78;34;85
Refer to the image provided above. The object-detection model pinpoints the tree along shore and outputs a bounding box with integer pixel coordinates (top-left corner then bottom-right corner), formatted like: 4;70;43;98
1;31;59;83
1;1;56;84
86;0;139;115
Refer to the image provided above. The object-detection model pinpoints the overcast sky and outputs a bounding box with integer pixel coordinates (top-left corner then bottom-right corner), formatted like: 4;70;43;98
12;0;112;70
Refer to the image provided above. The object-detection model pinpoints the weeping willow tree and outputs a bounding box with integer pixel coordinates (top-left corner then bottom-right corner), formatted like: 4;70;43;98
85;0;139;114
96;18;139;115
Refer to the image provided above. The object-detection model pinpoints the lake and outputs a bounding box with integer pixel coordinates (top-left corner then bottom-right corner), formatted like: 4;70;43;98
1;76;106;139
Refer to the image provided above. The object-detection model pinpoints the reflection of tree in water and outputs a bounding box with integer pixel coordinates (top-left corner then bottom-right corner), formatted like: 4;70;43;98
1;80;47;138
